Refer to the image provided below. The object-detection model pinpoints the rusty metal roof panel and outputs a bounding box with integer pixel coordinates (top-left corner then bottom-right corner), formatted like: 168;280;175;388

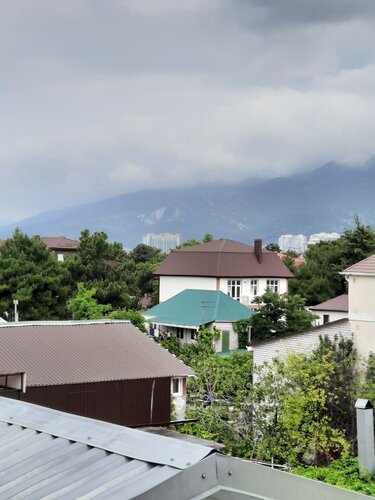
0;320;194;386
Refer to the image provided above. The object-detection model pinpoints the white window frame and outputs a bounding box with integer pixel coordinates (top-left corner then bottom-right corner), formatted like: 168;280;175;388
171;378;182;395
227;280;241;301
250;279;258;296
266;279;279;293
175;327;184;340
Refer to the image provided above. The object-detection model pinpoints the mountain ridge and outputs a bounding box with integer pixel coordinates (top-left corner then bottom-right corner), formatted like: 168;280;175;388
1;162;374;247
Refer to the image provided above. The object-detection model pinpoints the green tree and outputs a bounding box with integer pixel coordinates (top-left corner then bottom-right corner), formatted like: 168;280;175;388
106;309;148;333
265;243;281;252
67;283;112;320
249;291;316;341
0;229;71;320
66;229;132;309
252;350;349;466
290;217;375;305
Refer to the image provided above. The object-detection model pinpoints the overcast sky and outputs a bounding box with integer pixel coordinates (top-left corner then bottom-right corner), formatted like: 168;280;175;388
1;0;375;224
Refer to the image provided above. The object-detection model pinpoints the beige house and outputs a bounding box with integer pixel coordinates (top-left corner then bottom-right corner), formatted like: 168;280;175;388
341;255;375;359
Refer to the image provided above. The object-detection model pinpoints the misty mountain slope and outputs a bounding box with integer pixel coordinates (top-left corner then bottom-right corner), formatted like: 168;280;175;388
1;162;374;247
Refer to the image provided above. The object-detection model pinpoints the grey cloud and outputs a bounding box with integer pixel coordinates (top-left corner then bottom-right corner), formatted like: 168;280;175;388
0;1;375;223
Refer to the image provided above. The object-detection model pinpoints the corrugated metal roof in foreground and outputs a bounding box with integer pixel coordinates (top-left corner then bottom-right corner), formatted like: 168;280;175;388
0;320;194;386
0;398;213;499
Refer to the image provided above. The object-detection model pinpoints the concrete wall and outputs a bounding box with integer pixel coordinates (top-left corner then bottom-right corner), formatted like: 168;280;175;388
348;274;375;359
253;319;352;372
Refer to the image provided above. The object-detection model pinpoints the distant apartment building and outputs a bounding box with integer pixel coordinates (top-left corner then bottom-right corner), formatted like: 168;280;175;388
308;232;340;245
142;233;181;253
278;234;307;255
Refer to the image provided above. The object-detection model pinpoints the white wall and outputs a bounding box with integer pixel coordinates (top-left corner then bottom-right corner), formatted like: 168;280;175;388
214;322;239;352
219;277;289;304
311;310;348;326
159;276;216;302
253;320;352;373
348;275;375;359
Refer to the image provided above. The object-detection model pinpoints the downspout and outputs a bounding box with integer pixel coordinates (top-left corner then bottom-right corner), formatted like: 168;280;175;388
150;379;156;424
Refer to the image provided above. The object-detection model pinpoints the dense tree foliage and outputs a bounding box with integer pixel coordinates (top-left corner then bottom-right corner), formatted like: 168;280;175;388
165;330;363;473
0;229;71;320
65;230;132;309
294;458;375;497
290;217;375;304
178;233;214;248
249;291;317;341
67;283;112;320
265;242;281;252
0;228;166;321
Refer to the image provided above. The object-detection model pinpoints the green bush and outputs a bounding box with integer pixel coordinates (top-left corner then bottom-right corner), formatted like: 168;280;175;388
294;457;375;497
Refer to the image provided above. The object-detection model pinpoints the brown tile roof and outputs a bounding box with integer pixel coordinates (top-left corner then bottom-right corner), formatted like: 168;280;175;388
309;294;348;312
0;321;194;387
155;239;293;278
40;236;79;251
342;255;375;275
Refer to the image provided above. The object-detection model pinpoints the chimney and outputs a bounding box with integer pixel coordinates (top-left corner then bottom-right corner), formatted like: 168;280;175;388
356;398;375;476
254;239;262;263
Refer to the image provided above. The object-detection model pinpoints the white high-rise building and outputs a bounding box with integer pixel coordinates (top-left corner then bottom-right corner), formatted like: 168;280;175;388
278;234;307;255
308;232;341;245
142;233;181;253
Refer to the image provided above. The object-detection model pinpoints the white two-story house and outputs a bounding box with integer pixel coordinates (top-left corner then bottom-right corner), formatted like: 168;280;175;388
154;239;293;304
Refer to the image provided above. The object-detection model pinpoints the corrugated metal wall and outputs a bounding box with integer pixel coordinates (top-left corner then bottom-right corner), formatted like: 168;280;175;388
4;377;171;426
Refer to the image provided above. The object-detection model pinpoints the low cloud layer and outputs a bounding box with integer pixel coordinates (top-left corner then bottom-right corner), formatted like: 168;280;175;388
1;0;375;223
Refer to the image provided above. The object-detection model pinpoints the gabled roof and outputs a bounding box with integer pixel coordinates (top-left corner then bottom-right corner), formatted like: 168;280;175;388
40;235;79;251
342;255;375;275
0;320;194;386
309;294;348;312
154;239;293;278
144;290;253;327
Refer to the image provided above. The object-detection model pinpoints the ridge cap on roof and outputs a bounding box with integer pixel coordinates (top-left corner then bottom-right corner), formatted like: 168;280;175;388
252;318;350;347
0;319;131;328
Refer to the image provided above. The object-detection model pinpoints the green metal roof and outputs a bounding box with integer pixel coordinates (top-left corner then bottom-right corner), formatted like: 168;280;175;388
144;289;253;327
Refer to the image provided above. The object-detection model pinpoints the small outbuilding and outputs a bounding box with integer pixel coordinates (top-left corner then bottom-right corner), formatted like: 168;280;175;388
0;320;194;426
144;289;253;352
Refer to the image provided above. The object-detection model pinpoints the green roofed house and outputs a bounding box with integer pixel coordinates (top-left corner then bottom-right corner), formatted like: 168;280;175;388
144;289;253;353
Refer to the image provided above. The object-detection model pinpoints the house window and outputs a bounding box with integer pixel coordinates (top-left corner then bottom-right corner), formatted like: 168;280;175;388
171;378;182;395
250;280;258;296
266;279;279;293
190;329;196;340
176;327;184;339
227;280;241;301
323;314;330;324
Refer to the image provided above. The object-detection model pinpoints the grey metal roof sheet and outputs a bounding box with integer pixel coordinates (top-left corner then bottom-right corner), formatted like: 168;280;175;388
0;320;194;386
0;397;213;499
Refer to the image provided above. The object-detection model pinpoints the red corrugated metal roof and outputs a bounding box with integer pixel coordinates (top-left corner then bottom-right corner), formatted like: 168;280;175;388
0;321;194;387
155;239;293;278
